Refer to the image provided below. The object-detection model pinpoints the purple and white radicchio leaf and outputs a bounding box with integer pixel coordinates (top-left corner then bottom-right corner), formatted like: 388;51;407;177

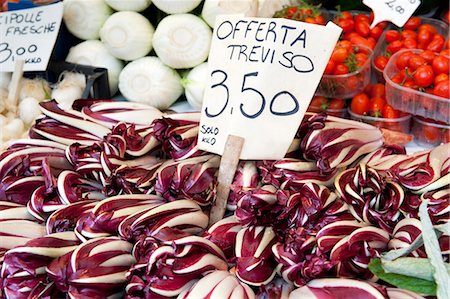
46;237;135;299
1;232;80;299
288;278;388;299
77;194;164;239
386;287;426;299
235;226;278;286
178;270;255;299
46;200;97;234
256;277;293;299
0;176;45;205
298;113;383;173
228;161;259;211
57;170;105;204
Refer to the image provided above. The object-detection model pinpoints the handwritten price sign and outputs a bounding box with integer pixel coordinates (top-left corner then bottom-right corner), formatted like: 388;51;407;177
198;16;342;160
0;2;63;72
363;0;421;28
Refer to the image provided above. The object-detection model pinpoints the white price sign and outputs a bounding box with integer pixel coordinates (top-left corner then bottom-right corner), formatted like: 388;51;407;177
0;2;63;72
363;0;421;28
198;16;342;160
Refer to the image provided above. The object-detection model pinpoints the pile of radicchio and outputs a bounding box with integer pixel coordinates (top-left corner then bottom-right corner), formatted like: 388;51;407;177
0;100;448;299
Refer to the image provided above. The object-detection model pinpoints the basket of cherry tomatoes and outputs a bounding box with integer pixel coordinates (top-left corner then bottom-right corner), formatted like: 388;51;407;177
273;0;326;24
348;83;411;133
412;116;450;147
307;96;348;118
384;49;450;124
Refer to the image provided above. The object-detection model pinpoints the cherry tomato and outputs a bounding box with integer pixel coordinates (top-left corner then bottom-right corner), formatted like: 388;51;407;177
351;93;370;115
371;83;386;99
382;105;400;119
403;38;417;49
310;96;328;109
355;21;370;37
387;40;403;54
419;50;436;63
396;51;414;69
370;26;383;40
329;98;346;110
446;39;450;50
404;16;421;30
390;73;404;85
418;24;438;35
286;7;298;15
336;40;352;51
402;79;416;89
305;17;317;24
401;30;417;41
364;83;373;95
434;73;449;85
339;11;353;20
350;35;373;49
324;59;336;75
367;37;377;49
434;81;450;98
440;49;450;56
334;63;349;75
314;15;325;25
427;35;445;52
354;14;370;24
422;125;441;143
355;52;368;67
417;29;433;46
413;65;434;87
408;55;426;71
370;97;386;117
345;76;360;90
331;47;349;63
337;18;354;33
385;30;401;43
432;55;450;75
374;56;388;71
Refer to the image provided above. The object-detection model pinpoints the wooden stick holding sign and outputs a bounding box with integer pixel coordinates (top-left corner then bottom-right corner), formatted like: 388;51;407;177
209;135;244;226
6;60;25;115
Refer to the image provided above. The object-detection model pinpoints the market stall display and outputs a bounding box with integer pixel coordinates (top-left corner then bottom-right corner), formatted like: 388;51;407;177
0;0;449;298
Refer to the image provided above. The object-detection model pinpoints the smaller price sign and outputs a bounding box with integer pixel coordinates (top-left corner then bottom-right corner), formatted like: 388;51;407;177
363;0;421;28
198;16;342;160
0;2;63;72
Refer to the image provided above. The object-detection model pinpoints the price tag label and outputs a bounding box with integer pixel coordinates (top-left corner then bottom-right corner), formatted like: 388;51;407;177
0;2;63;72
363;0;421;28
198;15;342;160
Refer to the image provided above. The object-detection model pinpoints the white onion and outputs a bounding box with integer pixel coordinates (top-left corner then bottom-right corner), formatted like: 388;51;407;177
152;0;202;14
183;62;208;110
66;40;124;95
202;0;258;28
118;56;183;110
100;11;154;61
105;0;152;12
153;14;212;69
63;0;112;40
51;72;86;110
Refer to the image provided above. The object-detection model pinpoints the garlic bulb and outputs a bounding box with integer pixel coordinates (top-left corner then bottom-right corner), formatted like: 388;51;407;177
63;0;112;40
118;56;183;110
202;0;258;28
183;62;208;110
105;0;152;12
51;72;86;110
19;78;51;102
19;97;42;125
153;14;212;69
66;40;124;95
152;0;202;14
0;72;11;90
100;11;155;61
3;118;25;141
257;0;293;17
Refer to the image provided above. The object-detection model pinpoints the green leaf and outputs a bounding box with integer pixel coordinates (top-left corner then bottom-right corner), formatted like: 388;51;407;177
368;258;437;296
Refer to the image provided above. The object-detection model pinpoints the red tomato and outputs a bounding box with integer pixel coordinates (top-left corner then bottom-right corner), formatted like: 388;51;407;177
331;47;349;63
370;26;383;40
423;125;441;143
336;40;352;51
337;18;354;33
374;56;388;70
402;79;416;89
334;63;349;75
371;83;386;99
355;52;368;67
367;37;377;49
427;35;445;52
350;35;373;49
339;11;353;20
434;73;449;85
390;73;404;84
355;21;370;37
413;65;434;87
354;14;370;24
305;17;317;24
385;30;401;43
432;55;450;75
324;59;336;75
446;39;450;50
401;30;417;41
387;40;403;54
434;81;450;98
370;97;387;117
440;49;450;56
403;38;417;49
329;98;346;110
420;50;436;63
418;24;438;35
310;96;328;109
408;55;426;71
382;104;400;118
314;15;325;25
345;76;360;90
417;29;433;46
443;130;450;144
404;16;421;30
351;93;370;115
396;51;414;69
